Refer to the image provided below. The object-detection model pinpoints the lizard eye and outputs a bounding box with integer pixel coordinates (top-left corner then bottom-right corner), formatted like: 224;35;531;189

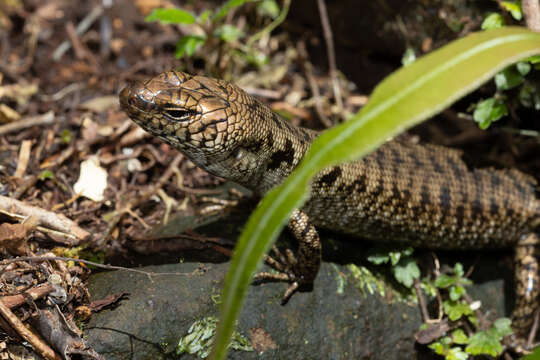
164;109;192;121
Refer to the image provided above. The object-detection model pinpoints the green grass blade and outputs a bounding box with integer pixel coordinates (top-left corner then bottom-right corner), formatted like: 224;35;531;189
211;27;540;360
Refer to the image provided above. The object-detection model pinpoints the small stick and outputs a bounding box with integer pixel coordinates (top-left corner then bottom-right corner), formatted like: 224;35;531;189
523;0;540;32
316;0;344;118
1;283;55;309
0;195;89;241
0;111;54;136
299;40;332;127
52;5;104;61
246;0;291;46
0;256;199;278
414;278;430;322
527;309;540;349
0;298;62;360
14;140;32;178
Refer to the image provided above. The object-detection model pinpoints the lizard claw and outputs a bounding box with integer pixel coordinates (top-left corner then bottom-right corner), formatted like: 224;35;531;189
252;245;308;304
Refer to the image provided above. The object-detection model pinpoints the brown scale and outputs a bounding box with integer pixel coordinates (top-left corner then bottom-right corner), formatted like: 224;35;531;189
120;71;540;346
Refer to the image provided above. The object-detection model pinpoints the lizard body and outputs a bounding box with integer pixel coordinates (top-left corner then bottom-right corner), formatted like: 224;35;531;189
120;71;540;341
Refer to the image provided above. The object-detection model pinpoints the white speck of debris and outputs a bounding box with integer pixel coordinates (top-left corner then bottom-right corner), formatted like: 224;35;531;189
48;273;62;285
127;158;142;172
74;156;108;201
469;301;482;311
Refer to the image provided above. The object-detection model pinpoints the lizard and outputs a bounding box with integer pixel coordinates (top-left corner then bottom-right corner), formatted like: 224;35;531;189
119;70;540;346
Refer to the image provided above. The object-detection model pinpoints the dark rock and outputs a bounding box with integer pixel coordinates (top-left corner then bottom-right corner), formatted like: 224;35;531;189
86;259;506;360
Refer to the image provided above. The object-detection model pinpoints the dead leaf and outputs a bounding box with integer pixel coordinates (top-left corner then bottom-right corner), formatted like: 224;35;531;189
414;319;450;344
0;82;38;106
249;327;277;354
73;156;108;202
0;104;21;123
87;292;129;312
135;0;174;15
79;95;118;112
0;216;38;255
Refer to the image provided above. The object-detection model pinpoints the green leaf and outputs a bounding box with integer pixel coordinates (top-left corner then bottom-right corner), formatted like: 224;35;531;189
452;329;469;345
473;97;508;129
435;274;457;288
454;263;464;277
175;35;206;59
401;47;416;66
481;13;505;30
446;347;469;360
366;252;389;265
500;1;522;20
527;54;540;63
443;300;473;321
517;60;531;75
214;24;244;42
492;317;513;338
366;246;413;265
429;341;446;355
213;0;249;21
428;339;469;360
145;8;196;25
60;129;72;144
211;27;540;360
449;285;465;301
495;65;525;89
199;10;212;23
257;0;280;18
238;49;268;67
38;170;55;180
465;330;503;357
392;258;420;288
519;82;540;109
522;346;540;359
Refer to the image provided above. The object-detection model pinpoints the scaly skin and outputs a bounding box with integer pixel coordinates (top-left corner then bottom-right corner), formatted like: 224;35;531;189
120;71;540;343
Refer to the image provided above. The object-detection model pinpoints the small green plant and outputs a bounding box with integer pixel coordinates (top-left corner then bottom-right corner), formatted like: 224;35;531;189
366;246;420;288
422;263;513;359
471;3;540;129
145;0;287;73
176;316;252;358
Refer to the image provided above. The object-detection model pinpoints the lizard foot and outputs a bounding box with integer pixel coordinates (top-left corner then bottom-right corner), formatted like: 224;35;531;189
253;245;312;304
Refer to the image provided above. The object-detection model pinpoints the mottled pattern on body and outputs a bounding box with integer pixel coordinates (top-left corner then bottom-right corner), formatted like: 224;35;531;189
120;70;539;250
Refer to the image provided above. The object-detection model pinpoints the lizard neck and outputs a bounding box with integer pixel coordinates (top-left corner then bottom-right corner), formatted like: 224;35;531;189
205;99;317;195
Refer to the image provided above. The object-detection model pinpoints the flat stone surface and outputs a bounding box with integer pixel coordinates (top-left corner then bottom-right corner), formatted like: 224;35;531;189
85;259;507;360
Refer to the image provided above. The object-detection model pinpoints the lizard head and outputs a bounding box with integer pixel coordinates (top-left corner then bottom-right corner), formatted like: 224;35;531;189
120;70;277;185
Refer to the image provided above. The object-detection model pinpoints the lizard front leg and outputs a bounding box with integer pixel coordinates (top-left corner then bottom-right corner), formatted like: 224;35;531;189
511;233;540;350
254;209;322;304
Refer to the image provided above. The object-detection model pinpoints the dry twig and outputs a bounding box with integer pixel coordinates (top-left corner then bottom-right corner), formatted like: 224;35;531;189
1;283;56;309
0;111;54;136
316;0;344;118
523;0;540;32
0;256;200;278
13;140;32;178
0;195;89;242
298;41;332;127
0;298;62;360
